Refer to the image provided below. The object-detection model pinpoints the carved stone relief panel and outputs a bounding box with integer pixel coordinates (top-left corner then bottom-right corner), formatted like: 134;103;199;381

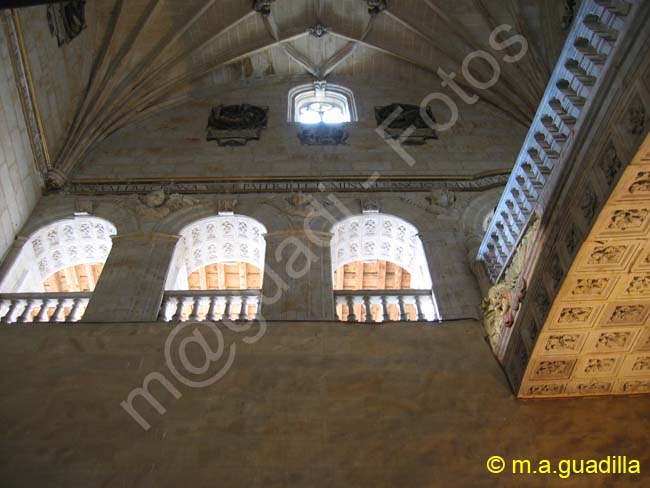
566;380;613;395
520;138;650;398
531;359;575;379
206;104;269;146
575;356;622;378
375;103;438;145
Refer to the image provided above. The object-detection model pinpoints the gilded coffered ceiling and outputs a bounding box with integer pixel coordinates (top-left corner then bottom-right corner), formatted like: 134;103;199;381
521;136;650;397
16;0;568;180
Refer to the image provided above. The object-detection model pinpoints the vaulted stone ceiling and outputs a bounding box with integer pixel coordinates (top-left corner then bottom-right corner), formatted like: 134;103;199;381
47;0;567;179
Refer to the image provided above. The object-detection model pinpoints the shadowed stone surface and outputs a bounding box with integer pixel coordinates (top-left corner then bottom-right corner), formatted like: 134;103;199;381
0;320;649;487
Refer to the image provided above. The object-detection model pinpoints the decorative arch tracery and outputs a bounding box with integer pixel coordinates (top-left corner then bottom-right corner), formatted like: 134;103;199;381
165;214;267;290
0;215;116;293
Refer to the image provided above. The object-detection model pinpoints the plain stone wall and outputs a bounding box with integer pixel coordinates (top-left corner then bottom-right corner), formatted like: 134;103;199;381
0;28;43;263
0;319;648;487
73;76;527;180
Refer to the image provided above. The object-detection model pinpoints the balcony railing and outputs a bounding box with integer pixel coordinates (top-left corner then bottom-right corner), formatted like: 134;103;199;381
477;0;633;282
0;293;92;323
159;290;262;322
334;290;439;323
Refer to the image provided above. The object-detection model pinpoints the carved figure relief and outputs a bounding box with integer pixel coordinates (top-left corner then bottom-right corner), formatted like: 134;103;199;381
596;332;631;350
375;103;437;145
609;304;645;323
297;123;348;145
571;278;608;296
625;276;650;295
584;358;616;374
623;381;650;393
576;382;611;394
629;172;650;194
588;245;626;265
527;384;564;396
558;307;591;323
207;104;269;146
632;357;650;371
545;334;579;352
135;190;200;219
47;1;86;46
534;360;571;378
607;209;649;231
481;221;538;351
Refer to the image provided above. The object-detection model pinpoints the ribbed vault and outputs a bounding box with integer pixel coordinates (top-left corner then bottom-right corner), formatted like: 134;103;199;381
45;0;567;183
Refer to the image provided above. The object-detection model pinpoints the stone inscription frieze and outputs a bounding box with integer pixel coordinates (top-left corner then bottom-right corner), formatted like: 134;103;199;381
62;174;510;196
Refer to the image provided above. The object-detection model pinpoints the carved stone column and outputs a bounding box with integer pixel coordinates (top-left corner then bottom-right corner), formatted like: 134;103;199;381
260;230;335;321
82;233;179;323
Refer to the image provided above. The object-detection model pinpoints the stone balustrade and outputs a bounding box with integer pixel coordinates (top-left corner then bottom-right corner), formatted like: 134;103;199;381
0;293;92;323
334;290;440;323
158;290;262;322
477;0;633;282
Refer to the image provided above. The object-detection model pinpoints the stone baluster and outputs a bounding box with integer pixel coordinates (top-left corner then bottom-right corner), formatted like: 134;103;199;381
490;234;507;264
573;38;607;65
17;299;39;323
398;296;409;321
515;175;536;203
495;221;514;252
238;296;249;321
548;98;577;127
36;299;54;322
381;296;390;321
556;79;586;108
506;201;524;232
206;296;219;321
363;295;373;323
534;133;559;160
500;211;519;241
583;14;618;41
416;295;427;321
223;296;232;321
189;296;202;321
172;296;188;322
510;188;531;218
540;115;568;144
593;0;631;16
50;299;68;323
68;297;86;322
158;295;171;321
527;148;552;180
346;295;357;322
2;299;23;324
564;59;596;86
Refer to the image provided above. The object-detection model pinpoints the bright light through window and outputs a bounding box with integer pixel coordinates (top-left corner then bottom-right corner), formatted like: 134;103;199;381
290;82;355;124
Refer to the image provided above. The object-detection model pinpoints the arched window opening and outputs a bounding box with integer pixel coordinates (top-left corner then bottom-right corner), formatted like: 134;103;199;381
0;215;116;323
330;213;440;323
162;214;267;322
288;82;356;124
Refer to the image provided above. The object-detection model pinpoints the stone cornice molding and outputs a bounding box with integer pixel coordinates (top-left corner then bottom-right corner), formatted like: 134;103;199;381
63;172;510;196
